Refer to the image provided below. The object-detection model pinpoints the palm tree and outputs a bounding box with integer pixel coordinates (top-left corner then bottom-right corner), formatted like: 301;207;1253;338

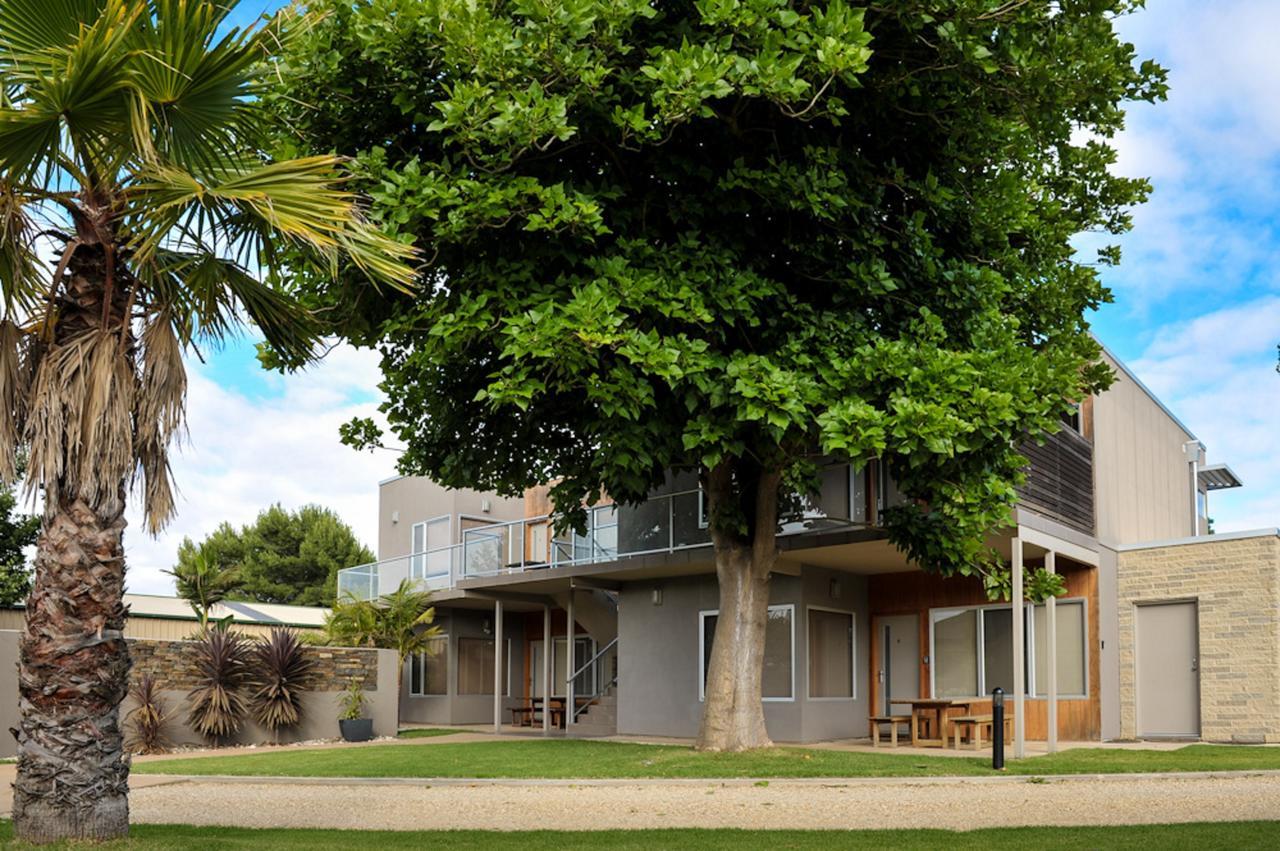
163;546;243;630
325;580;442;700
0;1;414;842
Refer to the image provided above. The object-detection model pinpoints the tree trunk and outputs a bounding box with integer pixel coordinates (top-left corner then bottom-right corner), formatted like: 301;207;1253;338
696;463;781;752
12;496;131;842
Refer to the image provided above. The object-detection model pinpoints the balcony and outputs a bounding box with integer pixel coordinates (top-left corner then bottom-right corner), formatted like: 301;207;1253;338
337;476;866;603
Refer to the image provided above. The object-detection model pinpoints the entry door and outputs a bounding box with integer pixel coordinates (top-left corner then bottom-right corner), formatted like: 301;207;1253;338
877;615;920;715
1136;602;1200;737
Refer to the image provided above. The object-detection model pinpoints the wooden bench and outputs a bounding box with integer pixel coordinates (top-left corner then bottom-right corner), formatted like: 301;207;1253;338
949;713;1013;750
869;715;912;747
509;706;536;727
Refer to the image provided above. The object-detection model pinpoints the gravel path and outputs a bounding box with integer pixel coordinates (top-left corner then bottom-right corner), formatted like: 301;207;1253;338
121;773;1280;831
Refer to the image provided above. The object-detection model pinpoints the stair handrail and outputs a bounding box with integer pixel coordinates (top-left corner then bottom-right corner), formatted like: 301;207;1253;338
568;636;617;686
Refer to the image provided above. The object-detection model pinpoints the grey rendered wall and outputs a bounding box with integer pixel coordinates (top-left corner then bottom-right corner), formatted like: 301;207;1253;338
617;567;869;743
0;634;397;758
377;477;525;560
1097;545;1121;740
399;608;527;725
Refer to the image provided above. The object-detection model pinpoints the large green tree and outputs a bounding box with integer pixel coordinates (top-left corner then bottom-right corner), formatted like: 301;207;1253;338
0;460;40;607
176;504;375;607
271;0;1165;751
0;0;413;841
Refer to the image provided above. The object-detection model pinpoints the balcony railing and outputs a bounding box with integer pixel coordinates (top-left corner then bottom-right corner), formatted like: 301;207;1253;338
338;478;867;603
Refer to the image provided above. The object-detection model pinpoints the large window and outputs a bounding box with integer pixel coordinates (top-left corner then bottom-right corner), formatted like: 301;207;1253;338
457;637;511;696
930;600;1088;699
808;607;856;699
700;605;794;701
409;635;448;696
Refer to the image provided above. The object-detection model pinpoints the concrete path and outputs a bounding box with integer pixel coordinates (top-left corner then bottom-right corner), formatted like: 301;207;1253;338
7;772;1271;831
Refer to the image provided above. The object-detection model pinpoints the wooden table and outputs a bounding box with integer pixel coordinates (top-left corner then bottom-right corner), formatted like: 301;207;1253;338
908;699;972;747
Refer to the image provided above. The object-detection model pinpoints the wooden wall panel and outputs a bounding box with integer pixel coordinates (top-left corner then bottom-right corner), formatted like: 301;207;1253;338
868;562;1101;741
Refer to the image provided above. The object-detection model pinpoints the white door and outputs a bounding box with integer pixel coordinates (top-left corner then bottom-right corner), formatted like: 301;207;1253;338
878;614;919;715
1136;602;1200;738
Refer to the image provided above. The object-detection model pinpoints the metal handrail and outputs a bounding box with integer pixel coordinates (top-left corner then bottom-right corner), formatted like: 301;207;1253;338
569;636;620;721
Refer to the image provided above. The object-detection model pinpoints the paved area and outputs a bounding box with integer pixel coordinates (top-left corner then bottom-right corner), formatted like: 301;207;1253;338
95;772;1280;830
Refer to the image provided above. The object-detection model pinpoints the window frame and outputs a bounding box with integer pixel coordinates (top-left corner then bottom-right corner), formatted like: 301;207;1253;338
698;604;796;703
805;605;858;701
927;597;1089;701
455;635;513;697
411;514;453;579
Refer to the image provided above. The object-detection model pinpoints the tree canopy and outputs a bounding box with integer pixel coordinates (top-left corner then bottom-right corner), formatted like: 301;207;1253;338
0;464;39;607
270;0;1164;601
175;504;374;607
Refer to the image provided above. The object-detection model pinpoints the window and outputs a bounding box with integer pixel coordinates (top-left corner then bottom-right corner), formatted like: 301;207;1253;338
699;605;794;701
1032;601;1087;697
1061;404;1082;434
808;608;856;699
410;635;448;696
930;600;1088;699
457;637;511;696
411;515;451;578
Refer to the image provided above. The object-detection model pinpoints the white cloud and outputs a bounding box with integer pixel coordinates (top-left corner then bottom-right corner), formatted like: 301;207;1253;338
123;344;396;595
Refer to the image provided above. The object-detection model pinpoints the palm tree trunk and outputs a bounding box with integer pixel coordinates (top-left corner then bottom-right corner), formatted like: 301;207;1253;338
13;239;133;841
12;494;131;841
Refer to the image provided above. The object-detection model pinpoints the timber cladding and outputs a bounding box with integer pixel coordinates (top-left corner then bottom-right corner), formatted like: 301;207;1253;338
867;560;1101;741
127;638;379;692
1017;428;1095;535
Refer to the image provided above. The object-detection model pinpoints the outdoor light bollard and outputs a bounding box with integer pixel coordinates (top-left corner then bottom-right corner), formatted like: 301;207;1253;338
992;687;1005;771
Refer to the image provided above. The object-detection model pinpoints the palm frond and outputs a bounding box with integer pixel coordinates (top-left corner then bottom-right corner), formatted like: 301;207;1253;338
136;312;186;531
0;0;108;69
0;183;45;318
0;320;34;484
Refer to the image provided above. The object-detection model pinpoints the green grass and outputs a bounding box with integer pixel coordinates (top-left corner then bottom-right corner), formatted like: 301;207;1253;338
132;739;1280;779
3;822;1280;850
396;728;462;739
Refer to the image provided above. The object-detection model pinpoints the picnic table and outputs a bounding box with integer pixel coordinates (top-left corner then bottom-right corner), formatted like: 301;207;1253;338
509;697;566;729
907;698;972;747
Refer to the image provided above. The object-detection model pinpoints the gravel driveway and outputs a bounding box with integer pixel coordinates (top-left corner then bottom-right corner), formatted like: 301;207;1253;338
119;773;1280;831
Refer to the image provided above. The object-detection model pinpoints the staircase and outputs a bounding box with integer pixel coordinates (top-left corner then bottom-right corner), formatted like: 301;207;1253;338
569;684;617;737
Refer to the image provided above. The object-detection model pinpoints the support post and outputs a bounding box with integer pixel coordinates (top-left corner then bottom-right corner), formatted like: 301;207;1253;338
1012;535;1025;759
566;588;575;732
542;603;551;733
493;599;503;734
1046;549;1058;754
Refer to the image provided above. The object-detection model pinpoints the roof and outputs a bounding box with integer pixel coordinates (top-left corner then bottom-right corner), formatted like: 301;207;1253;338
107;594;327;627
1198;463;1244;491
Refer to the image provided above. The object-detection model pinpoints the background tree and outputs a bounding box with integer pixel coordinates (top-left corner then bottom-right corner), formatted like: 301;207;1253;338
272;0;1165;751
163;545;244;629
0;0;414;841
174;504;374;607
0;457;39;607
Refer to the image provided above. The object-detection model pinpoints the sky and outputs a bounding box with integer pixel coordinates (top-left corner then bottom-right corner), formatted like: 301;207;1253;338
122;0;1280;593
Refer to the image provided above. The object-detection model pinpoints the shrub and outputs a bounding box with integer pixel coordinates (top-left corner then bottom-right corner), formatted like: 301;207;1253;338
251;628;317;735
338;680;366;721
186;628;255;742
124;674;170;755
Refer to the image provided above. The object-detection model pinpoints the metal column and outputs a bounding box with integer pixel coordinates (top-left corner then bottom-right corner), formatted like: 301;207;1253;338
566;589;575;732
542;604;551;733
1012;535;1025;759
493;599;503;734
1046;550;1058;754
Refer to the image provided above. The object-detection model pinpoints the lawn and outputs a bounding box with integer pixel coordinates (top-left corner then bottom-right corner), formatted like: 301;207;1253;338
131;739;1280;779
2;822;1279;850
396;728;462;739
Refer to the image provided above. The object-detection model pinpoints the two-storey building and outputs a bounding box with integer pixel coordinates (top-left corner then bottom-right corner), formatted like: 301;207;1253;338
340;346;1278;749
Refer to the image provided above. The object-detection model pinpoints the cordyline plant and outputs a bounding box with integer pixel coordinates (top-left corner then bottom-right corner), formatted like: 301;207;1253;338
272;0;1166;751
251;627;317;736
186;626;255;743
0;0;415;842
123;673;170;755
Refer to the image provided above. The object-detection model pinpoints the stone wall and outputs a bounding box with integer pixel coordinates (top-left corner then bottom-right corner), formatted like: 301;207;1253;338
129;638;378;692
1117;532;1280;743
0;630;398;759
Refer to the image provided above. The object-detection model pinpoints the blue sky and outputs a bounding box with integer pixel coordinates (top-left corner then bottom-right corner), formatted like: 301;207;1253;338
126;0;1280;592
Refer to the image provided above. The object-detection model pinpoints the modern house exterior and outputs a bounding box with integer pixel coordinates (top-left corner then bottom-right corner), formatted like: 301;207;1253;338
339;346;1277;748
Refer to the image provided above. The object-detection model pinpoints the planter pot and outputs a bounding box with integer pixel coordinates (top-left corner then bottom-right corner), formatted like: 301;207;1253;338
339;718;374;742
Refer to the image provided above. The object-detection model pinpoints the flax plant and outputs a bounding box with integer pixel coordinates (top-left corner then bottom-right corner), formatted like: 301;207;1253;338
0;1;415;841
